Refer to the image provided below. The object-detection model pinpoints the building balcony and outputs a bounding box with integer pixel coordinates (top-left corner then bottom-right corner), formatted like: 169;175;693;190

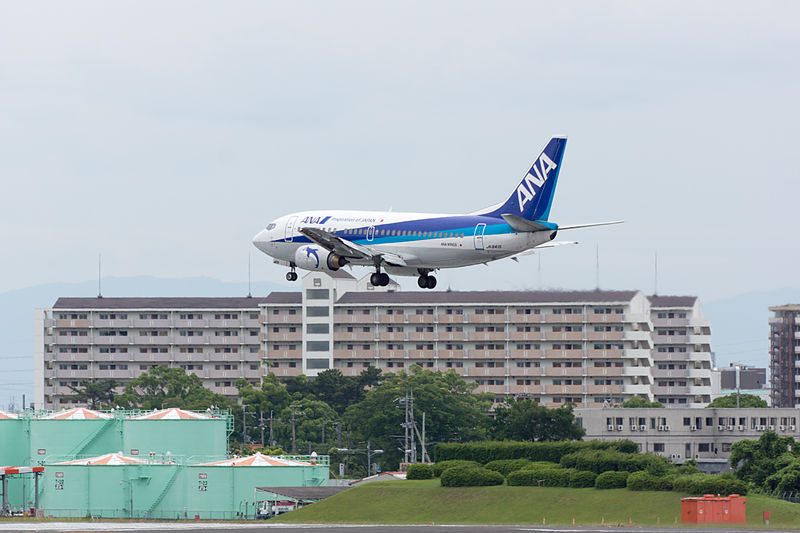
377;349;406;358
333;349;374;359
624;331;653;343
508;385;543;394
407;350;436;359
467;366;507;377
652;317;690;327
174;336;207;345
586;349;622;359
508;332;543;341
438;350;466;359
508;313;544;324
337;366;370;376
55;319;90;328
544;366;583;376
587;366;623;376
467;314;507;324
586;331;623;341
652;386;689;395
49;369;93;379
623;349;652;359
133;352;173;363
652;368;689;378
406;314;436;324
545;314;584;324
473;384;507;394
467;349;506;359
378;332;406;341
438;332;466;341
509;367;544;377
622;366;652;377
544;331;584;341
264;349;299;359
333;332;373;342
653;335;688;344
406;332;436;341
378;315;406;324
688;368;711;378
507;349;543;358
437;314;467;324
545;385;584;394
207;370;243;379
265;314;302;325
336;313;375;324
623;384;652;395
94;369;135;379
545;349;584;359
587;313;623;323
91;319;133;328
587;384;623;394
174;352;208;362
467;332;507;341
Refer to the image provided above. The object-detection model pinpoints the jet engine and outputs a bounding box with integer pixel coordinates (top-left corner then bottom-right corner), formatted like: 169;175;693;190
294;245;349;272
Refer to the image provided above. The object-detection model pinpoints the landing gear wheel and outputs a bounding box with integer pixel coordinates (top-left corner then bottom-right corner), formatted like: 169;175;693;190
379;272;390;286
425;275;437;289
417;276;428;289
286;271;298;282
370;272;382;286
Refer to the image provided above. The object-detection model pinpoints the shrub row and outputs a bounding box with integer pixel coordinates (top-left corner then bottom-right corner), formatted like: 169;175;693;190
440;466;504;487
406;463;433;480
434;440;637;464
595;470;630;489
506;467;598;488
671;473;748;496
626;470;673;491
560;449;671;474
484;458;532;476
432;460;480;477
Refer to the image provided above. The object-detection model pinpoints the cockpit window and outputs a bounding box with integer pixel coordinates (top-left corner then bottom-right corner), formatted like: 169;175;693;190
266;223;277;230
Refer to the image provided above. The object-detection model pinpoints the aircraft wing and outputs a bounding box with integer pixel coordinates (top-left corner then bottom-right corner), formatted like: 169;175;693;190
298;227;408;267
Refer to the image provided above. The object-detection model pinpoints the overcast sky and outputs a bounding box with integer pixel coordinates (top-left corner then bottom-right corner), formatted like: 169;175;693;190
1;1;798;301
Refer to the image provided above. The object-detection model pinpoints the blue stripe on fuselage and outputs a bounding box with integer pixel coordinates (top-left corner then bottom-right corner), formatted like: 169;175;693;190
272;214;526;245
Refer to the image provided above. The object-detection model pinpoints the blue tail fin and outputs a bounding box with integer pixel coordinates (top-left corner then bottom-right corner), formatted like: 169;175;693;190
482;136;567;221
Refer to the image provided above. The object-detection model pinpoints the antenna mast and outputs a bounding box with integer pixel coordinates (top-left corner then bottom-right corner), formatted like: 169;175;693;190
97;254;103;298
247;252;252;298
595;244;600;290
654;252;658;296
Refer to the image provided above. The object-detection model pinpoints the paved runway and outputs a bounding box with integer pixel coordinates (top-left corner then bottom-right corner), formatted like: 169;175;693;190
0;523;793;533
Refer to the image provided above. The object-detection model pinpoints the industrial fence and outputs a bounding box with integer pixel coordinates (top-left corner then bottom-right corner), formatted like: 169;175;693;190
750;487;800;504
36;508;261;520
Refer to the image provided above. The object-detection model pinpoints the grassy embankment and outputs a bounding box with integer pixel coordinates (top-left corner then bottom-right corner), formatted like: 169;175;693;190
278;479;800;527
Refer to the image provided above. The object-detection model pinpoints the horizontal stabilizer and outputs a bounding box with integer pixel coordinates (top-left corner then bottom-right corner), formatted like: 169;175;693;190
557;220;624;231
501;214;555;233
509;241;578;261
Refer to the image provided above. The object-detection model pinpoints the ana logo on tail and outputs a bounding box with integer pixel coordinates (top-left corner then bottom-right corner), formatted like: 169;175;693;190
516;152;558;213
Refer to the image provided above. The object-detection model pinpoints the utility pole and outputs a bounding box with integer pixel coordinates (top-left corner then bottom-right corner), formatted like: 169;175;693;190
242;407;256;445
268;410;275;447
321;420;326;445
289;404;304;454
259;411;265;447
335;422;342;448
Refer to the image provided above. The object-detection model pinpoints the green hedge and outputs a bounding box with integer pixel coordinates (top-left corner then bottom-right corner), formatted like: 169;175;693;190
595;470;630;489
434;440;637;464
560;449;669;474
440;467;505;487
484;459;532;476
406;463;433;480
626;470;673;491
432;460;480;477
506;466;573;487
671;473;748;496
569;470;597;488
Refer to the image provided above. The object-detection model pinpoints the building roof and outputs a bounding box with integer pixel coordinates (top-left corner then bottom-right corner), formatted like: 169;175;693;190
770;304;800;312
647;295;698;308
336;290;639;305
43;408;112;420
53;297;266;309
55;452;148;466
0;410;19;420
133;408;213;420
198;452;311;467
263;292;303;304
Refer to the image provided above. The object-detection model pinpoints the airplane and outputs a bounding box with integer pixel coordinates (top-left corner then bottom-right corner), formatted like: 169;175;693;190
252;136;621;289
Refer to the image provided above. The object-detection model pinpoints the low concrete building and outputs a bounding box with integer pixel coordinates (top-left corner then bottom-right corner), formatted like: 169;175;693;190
574;407;800;472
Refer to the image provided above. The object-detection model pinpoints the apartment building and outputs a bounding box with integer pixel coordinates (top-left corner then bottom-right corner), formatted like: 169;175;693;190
575;407;800;471
769;304;800;407
262;272;715;408
35;297;266;409
648;296;713;406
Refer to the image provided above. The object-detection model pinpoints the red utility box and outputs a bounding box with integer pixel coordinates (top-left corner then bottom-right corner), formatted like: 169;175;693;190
681;494;746;524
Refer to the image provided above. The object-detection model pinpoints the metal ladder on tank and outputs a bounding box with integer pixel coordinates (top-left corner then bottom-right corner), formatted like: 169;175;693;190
69;418;117;457
144;466;182;517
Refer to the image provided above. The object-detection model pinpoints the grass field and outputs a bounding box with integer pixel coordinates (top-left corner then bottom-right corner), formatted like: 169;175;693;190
278;479;800;527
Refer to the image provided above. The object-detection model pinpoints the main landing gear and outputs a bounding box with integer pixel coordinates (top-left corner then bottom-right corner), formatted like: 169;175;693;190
417;269;437;290
286;265;298;282
370;272;391;287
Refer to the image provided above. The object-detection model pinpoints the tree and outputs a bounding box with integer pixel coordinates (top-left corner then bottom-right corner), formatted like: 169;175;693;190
343;366;493;468
115;366;230;411
621;397;664;408
66;379;119;409
489;399;586;441
730;430;798;486
707;393;768;408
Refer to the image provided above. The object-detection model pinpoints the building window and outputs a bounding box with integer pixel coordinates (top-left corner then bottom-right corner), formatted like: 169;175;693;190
306;306;330;317
653;443;665;452
306;289;329;299
307;341;330;351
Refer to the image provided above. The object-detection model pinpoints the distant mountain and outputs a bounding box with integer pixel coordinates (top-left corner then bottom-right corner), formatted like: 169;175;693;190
0;276;287;409
703;288;800;370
